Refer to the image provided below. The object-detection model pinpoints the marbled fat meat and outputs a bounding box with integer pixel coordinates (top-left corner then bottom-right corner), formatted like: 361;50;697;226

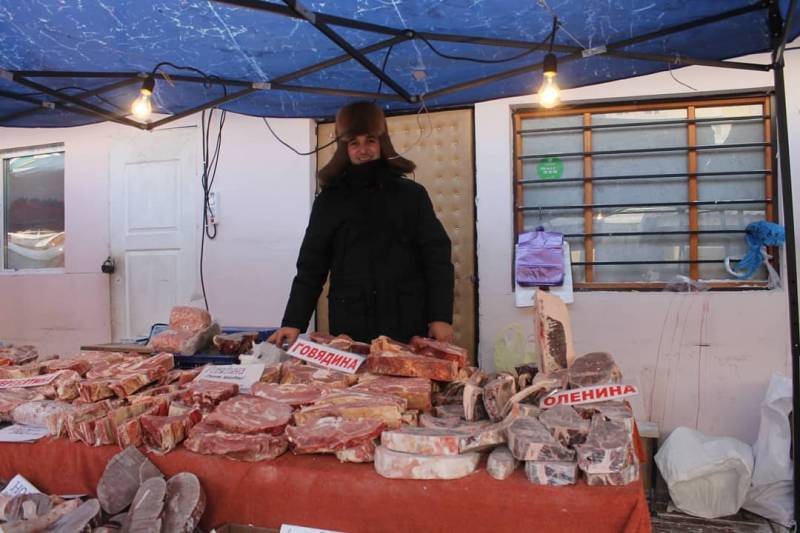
538;404;590;447
286;417;385;454
205;395;292;435
374;446;480;480
506;416;576;462
568;352;622;388
525;461;578;486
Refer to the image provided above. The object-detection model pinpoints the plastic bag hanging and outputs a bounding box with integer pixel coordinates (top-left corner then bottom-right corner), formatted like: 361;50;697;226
515;226;565;286
724;221;785;286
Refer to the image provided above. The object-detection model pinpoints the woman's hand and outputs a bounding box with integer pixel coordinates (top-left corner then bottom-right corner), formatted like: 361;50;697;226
428;321;454;344
267;327;301;348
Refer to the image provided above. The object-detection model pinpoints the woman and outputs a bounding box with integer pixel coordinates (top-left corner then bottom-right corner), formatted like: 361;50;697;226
268;101;454;347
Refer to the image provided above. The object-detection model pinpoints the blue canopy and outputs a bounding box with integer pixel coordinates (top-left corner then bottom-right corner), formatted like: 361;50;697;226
0;0;798;128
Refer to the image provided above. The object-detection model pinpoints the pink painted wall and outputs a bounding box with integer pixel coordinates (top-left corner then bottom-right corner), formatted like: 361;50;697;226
0;122;117;356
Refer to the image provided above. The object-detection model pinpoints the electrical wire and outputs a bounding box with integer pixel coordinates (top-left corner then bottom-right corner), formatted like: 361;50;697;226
386;95;432;161
375;42;396;95
262;117;338;155
668;55;698;91
414;29;553;64
199;106;227;312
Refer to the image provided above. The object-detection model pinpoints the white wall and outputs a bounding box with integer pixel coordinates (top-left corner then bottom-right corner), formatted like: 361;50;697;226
0;113;314;356
475;47;800;444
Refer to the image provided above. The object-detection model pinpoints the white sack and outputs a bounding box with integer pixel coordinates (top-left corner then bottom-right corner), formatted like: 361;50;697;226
655;426;753;519
742;372;794;527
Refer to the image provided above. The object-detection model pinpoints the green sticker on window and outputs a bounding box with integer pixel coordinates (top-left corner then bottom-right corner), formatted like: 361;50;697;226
537;157;564;180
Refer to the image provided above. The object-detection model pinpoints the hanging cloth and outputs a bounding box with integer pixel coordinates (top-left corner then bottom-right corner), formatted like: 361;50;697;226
515;226;565;286
724;221;785;283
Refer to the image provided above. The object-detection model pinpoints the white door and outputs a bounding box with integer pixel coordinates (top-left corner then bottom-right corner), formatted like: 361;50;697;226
110;126;200;341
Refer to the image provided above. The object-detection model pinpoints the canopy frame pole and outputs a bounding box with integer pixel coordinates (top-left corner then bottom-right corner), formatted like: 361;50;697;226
144;87;257;130
8;73;146;129
425;0;773;100
766;0;800;526
0;77;141;125
279;0;414;103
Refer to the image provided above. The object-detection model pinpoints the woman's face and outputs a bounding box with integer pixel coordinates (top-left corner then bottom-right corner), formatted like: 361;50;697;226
347;134;381;165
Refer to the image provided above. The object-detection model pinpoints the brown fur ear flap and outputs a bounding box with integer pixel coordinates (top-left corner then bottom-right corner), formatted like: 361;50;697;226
379;133;416;174
317;141;350;186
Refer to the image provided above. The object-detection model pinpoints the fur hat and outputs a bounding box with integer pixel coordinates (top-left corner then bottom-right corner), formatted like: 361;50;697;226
318;102;416;185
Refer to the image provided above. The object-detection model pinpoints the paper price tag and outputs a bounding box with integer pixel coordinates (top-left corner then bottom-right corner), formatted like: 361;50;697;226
286;338;365;374
0;372;60;390
197;363;265;393
280;525;345;533
1;474;41;497
0;424;50;443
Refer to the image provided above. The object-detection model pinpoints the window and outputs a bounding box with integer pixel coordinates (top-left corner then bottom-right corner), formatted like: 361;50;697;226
513;95;775;289
1;145;65;270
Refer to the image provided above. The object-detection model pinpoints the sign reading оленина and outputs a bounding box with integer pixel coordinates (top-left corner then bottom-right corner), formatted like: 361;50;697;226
287;336;365;374
540;384;639;409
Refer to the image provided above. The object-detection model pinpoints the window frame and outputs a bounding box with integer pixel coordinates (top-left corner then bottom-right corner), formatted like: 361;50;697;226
0;143;66;273
513;93;777;290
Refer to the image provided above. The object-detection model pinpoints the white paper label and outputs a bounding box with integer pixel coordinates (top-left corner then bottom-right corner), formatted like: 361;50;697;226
280;525;345;533
197;363;265;393
1;474;41;496
0;372;60;389
286;337;364;374
540;384;639;408
0;424;50;443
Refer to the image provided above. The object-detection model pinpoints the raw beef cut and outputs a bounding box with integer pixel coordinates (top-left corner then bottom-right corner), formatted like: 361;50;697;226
409;337;468;368
352;375;432;411
46;358;91;376
162;473;206;533
419;414;490;433
10;400;72;428
66;400;119;444
584;461;639;486
327;334;353;351
507;417;576;462
141;410;202;454
574;401;634;437
0;361;47;379
401;409;418;426
123;476;166;533
482;374;516;421
97;447;163;514
538;404;590;447
293;391;405;429
432;380;465;406
169;306;212;332
525;461;578;486
94;399;167;446
502;369;568;418
374;446;480;480
206;395;292;435
309;332;335;344
533;291;576;374
181;380;239;409
487;445;519;480
434;403;465;419
507;403;541;419
259;362;282;384
286;417;385;454
0;344;38;365
576;417;635;474
77;378;115;403
568;352;622;388
458;414;517;453
250;382;326;407
463;371;488;422
280;364;357;388
184;421;288;462
381;426;467;456
35;369;82;401
370;335;413;355
45;498;101;532
335;439;377;463
116;402;170;448
366;352;458;382
213;331;258;355
149;324;219;355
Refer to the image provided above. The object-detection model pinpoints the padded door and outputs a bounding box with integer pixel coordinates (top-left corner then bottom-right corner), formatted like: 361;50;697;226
315;108;477;361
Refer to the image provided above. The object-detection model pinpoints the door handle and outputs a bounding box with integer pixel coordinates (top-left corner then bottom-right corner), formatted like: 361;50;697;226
101;256;115;274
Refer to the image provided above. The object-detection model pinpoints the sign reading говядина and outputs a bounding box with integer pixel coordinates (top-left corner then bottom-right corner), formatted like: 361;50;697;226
287;336;365;374
537;157;564;180
539;384;639;408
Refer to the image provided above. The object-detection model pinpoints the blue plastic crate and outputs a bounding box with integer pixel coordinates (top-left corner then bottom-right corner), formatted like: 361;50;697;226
148;325;278;369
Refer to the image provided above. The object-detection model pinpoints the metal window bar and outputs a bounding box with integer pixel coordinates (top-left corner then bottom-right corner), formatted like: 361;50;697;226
558;229;746;238
517;114;768;135
518;141;769;160
518;170;770;185
518;199;770;211
573;259;726;266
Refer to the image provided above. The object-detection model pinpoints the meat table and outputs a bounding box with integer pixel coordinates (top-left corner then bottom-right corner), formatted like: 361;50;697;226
0;438;651;532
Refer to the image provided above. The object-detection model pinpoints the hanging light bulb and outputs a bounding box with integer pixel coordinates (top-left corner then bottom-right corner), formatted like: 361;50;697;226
537;53;560;109
131;75;155;120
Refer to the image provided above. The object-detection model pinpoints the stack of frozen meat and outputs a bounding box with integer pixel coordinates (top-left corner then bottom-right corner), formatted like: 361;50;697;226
0;447;204;532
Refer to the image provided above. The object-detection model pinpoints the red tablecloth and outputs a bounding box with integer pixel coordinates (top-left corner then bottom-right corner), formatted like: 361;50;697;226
0;438;651;533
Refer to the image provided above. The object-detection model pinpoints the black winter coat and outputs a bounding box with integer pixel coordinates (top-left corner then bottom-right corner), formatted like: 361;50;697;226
281;160;454;343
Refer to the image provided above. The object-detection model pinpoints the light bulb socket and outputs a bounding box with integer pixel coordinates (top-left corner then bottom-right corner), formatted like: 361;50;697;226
140;75;155;96
543;53;558;78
